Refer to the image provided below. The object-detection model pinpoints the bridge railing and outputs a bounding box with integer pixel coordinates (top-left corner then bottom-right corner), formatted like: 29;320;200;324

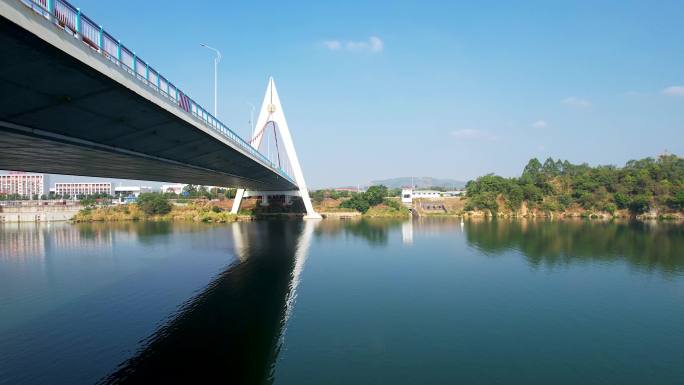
18;0;296;185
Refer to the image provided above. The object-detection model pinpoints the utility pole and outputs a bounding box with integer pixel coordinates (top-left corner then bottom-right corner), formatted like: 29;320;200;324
200;44;222;117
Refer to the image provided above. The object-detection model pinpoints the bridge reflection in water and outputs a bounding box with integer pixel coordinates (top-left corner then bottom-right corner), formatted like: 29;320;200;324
99;220;315;385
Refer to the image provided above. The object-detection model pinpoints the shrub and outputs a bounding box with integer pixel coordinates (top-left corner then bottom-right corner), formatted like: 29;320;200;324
340;195;370;213
629;195;651;214
383;198;403;211
603;203;617;215
137;193;172;216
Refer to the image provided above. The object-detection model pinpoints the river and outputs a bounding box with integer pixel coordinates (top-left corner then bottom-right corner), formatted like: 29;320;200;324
1;219;683;384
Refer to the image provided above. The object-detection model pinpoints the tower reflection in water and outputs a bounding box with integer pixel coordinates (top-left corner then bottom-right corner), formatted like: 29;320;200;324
100;220;316;385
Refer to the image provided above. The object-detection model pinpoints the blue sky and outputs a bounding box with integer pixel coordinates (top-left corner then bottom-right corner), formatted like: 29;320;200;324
30;0;684;187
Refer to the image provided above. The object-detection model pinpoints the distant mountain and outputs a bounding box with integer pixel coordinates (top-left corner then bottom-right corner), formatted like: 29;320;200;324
370;177;466;189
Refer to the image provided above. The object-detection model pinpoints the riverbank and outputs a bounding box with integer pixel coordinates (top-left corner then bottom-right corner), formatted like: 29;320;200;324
0;204;81;222
72;202;247;223
22;198;684;223
314;196;684;221
315;201;410;219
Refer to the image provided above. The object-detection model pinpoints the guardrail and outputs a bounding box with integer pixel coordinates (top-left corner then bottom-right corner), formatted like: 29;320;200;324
17;0;296;185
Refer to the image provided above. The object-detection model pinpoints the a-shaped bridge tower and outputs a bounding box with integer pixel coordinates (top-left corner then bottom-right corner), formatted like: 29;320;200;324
230;78;321;219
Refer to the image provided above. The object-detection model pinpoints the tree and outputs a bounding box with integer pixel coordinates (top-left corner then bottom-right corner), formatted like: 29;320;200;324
338;185;392;213
365;185;388;206
225;188;237;199
629;195;651;214
464;154;684;215
521;158;542;184
340;194;371;213
614;192;629;209
137;193;172;216
669;188;684;210
505;184;524;210
182;184;198;197
80;197;97;208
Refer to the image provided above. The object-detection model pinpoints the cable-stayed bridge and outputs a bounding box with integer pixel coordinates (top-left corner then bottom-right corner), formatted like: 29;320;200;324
0;0;320;217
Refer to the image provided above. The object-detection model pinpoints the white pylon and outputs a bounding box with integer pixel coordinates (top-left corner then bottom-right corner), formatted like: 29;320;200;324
231;78;321;219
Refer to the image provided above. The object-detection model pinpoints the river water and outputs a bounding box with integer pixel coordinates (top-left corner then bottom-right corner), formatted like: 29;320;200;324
0;219;683;385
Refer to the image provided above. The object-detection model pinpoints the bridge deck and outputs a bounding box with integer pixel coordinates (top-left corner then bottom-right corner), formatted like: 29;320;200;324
0;0;297;191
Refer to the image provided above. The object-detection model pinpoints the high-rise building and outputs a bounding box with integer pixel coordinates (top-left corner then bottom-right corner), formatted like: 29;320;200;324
54;182;112;197
0;172;47;198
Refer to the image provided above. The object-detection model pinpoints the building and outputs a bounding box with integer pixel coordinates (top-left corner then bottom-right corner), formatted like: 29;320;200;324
54;182;112;197
160;183;187;194
401;188;456;204
0;172;48;198
114;186;152;199
442;190;466;197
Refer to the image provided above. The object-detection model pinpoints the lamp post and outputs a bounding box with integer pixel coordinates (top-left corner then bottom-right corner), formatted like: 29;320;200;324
247;102;255;139
200;43;222;117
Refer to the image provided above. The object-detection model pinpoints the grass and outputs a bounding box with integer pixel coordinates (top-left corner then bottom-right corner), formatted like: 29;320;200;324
363;204;410;218
72;202;239;223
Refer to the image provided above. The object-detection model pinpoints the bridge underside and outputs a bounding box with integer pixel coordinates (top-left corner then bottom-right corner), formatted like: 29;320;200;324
0;8;296;190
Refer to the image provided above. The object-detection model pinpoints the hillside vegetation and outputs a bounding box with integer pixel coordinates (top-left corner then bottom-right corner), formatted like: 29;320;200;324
465;154;684;217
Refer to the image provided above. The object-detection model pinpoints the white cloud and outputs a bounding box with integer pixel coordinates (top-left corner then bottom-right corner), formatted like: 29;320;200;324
450;129;498;141
561;97;591;108
322;36;384;53
531;120;548;129
323;40;342;50
663;86;684;96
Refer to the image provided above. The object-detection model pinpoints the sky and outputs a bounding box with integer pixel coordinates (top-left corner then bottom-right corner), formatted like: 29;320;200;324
8;0;684;188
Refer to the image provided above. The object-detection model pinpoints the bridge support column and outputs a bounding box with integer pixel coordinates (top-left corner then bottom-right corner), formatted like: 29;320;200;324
229;78;321;219
230;189;246;214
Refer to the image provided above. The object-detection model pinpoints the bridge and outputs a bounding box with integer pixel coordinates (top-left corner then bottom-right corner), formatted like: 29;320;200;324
0;0;320;217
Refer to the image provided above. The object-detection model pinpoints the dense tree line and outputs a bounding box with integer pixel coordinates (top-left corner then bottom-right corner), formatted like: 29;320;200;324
337;185;404;213
180;185;237;199
311;189;353;203
311;187;402;205
465;154;684;214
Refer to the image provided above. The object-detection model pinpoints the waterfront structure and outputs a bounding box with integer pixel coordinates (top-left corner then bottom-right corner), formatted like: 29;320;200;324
401;188;463;204
54;182;112;197
0;171;47;198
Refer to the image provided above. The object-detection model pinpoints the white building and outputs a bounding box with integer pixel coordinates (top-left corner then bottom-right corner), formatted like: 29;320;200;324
0;172;47;198
114;186;152;198
401;188;461;204
160;183;187;194
54;182;112;197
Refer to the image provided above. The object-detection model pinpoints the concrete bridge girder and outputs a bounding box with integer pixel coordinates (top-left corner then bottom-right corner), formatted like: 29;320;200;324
0;0;297;191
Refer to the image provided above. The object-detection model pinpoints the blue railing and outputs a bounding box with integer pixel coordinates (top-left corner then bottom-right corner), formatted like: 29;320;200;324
19;0;295;185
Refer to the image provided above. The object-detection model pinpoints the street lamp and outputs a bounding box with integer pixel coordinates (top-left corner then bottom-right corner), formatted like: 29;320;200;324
246;102;255;139
200;43;222;117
